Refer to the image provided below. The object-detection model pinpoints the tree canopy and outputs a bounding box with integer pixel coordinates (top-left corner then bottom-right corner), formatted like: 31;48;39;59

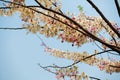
0;0;120;80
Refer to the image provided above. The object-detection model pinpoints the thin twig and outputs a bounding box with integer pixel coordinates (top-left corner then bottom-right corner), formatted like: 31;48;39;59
36;34;47;47
111;36;118;46
38;63;57;74
94;41;103;50
89;76;100;80
52;2;63;14
0;27;26;30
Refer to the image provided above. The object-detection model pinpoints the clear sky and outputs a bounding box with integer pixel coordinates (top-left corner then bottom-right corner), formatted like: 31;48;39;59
0;0;120;80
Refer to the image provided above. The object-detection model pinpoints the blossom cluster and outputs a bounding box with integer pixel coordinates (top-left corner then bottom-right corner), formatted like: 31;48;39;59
55;66;89;80
27;12;120;47
44;47;120;73
45;47;98;65
98;59;120;73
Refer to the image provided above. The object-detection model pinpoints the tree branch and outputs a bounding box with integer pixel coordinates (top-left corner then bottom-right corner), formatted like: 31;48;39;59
0;27;26;30
89;76;100;80
38;63;57;74
114;0;120;17
87;0;120;38
0;6;40;9
109;65;120;68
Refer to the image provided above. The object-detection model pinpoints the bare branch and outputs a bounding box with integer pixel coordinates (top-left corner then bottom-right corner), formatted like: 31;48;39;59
111;36;118;46
89;76;100;80
0;27;26;30
114;0;120;17
38;63;57;74
94;41;103;50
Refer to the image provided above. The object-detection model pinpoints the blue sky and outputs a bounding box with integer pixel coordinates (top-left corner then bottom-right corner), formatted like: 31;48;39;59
0;0;120;80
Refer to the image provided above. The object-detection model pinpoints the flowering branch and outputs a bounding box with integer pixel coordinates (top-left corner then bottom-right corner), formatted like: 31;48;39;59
35;0;120;54
42;50;113;69
0;0;83;35
87;0;120;38
0;0;120;54
38;63;101;80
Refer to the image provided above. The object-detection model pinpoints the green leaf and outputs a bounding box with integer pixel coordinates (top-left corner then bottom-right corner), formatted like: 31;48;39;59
77;5;83;12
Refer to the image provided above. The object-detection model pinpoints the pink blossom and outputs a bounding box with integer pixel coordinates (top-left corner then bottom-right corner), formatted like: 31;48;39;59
47;68;51;71
56;75;61;79
72;17;76;20
90;27;96;32
99;64;104;70
56;73;64;79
